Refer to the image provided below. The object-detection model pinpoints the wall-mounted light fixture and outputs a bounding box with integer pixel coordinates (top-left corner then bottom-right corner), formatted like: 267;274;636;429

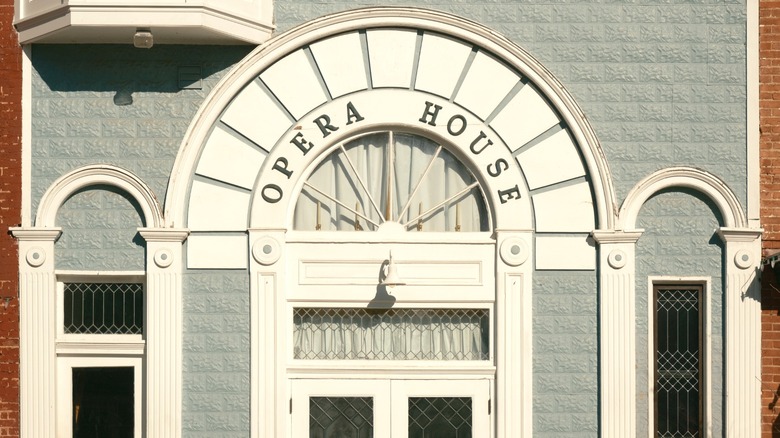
380;251;405;287
1;297;12;310
133;28;153;49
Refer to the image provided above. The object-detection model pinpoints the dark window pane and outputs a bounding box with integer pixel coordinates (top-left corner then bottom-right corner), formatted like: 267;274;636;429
73;367;134;438
310;397;373;438
408;397;472;438
64;283;143;334
655;285;702;438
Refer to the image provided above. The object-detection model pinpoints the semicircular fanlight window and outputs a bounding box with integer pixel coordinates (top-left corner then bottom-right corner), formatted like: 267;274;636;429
294;132;488;232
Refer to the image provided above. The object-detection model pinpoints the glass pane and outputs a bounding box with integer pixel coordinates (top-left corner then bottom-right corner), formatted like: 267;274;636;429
408;397;472;438
64;283;143;334
73;367;134;438
655;286;701;438
294;131;489;232
310;397;373;438
294;308;490;360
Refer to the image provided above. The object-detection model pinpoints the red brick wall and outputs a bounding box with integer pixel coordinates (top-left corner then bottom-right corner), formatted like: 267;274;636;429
0;0;21;436
762;1;780;436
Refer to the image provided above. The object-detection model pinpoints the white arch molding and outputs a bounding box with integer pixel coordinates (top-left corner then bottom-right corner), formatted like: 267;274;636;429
36;164;163;229
164;7;619;438
12;164;188;438
595;166;760;437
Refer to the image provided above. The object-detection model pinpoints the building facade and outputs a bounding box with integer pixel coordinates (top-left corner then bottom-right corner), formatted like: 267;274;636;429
10;1;761;437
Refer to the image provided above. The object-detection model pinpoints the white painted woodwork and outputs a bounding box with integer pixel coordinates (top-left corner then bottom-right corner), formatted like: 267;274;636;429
367;29;417;89
516;129;585;190
532;181;595;232
11;228;60;438
14;0;274;44
717;228;762;437
455;52;520;120
490;85;559;151
494;231;533;438
287;241;494;302
260;50;328;119
187;180;250;231
310;33;368;98
415;33;472;98
591;230;641;438
139;228;188;438
221;81;292;152
535;235;595;270
57;356;143;438
187;234;248;269
196;125;267;190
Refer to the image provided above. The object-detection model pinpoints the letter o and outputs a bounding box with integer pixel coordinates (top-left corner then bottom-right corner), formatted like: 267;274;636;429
447;114;467;136
261;184;283;203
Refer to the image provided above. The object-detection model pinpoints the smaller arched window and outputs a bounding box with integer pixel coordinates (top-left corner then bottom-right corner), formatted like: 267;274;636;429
293;131;489;232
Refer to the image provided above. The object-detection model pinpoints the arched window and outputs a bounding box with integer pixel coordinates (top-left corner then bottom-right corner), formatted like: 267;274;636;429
294;131;489;232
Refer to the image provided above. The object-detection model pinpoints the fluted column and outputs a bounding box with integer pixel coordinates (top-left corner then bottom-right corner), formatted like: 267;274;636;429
494;231;533;437
592;230;643;438
139;228;189;438
248;229;285;437
10;227;61;438
716;228;762;436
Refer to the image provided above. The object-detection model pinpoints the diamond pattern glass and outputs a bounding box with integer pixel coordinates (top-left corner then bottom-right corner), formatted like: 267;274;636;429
293;308;489;360
655;286;701;438
408;397;472;438
64;283;143;335
310;397;373;438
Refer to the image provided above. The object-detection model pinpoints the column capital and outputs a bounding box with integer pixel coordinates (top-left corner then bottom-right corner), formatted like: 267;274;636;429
9;227;62;242
716;227;762;243
591;229;644;245
138;228;190;243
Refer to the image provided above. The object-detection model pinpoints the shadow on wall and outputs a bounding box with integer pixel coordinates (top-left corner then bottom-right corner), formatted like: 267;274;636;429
33;44;253;94
762;266;780;437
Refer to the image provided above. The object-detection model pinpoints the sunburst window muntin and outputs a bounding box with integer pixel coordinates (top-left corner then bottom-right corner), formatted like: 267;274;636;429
293;130;491;232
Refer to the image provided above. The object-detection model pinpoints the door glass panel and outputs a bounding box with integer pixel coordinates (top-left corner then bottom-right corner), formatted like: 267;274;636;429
294;308;489;360
310;397;373;438
72;367;134;438
408;397;472;438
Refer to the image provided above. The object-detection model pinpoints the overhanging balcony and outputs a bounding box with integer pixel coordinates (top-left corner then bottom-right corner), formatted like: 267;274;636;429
14;0;274;45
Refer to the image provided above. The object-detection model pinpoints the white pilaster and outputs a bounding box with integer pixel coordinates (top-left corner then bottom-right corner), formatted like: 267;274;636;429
248;229;285;438
494;231;533;437
10;227;61;438
716;228;762;436
592;230;643;438
139;228;189;438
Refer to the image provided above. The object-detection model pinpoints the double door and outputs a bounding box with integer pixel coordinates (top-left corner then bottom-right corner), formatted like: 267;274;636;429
291;379;491;438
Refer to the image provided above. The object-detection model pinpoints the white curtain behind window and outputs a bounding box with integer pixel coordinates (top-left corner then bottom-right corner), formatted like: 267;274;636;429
294;132;487;231
293;308;489;360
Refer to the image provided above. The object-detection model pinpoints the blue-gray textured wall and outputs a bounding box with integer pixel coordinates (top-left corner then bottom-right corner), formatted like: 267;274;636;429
29;1;748;437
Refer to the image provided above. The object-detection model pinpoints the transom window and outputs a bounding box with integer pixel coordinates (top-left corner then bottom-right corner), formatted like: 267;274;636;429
294;131;488;232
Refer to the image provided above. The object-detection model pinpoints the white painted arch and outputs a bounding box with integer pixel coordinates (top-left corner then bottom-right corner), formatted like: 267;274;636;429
36;164;164;229
618;166;747;231
165;6;618;233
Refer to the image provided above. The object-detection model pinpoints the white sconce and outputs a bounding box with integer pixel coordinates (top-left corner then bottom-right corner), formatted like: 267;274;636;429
380;251;405;287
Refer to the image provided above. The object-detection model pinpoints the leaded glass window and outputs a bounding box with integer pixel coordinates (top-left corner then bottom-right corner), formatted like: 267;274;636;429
293;308;490;361
408;397;472;438
309;397;373;438
654;284;703;438
64;282;144;335
294;131;489;232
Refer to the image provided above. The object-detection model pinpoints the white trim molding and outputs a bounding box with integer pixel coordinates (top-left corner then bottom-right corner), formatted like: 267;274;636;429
619;167;747;231
139;228;189;438
9;227;61;438
716;228;762;437
164;6;618;232
36;164;164;228
646;276;713;438
591;230;643;438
